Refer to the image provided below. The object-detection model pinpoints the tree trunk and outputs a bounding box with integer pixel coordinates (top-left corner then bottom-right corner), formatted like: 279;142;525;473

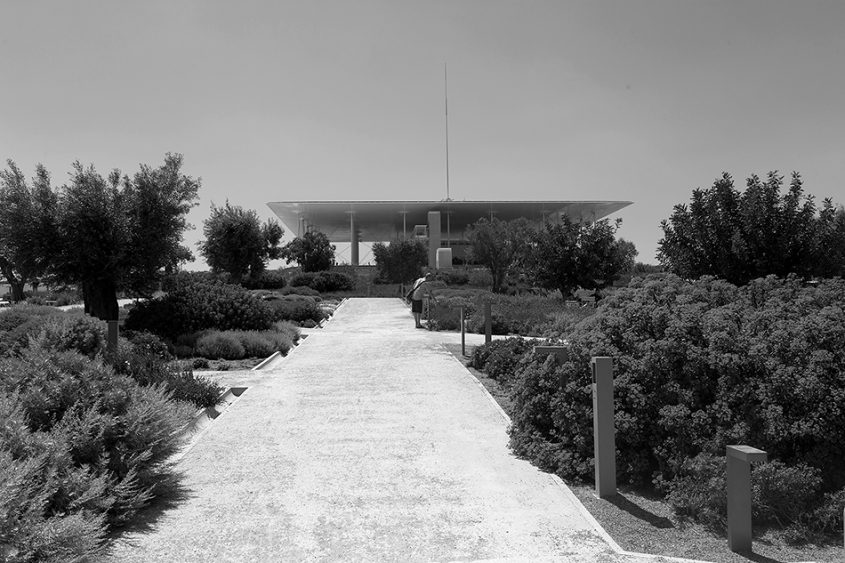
82;279;119;321
8;280;25;302
0;263;26;302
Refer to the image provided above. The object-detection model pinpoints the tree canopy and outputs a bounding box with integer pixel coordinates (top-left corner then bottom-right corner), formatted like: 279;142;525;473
528;217;637;299
280;230;335;272
372;239;427;283
198;201;283;283
658;172;845;284
52;153;199;320
0;161;59;301
466;217;534;293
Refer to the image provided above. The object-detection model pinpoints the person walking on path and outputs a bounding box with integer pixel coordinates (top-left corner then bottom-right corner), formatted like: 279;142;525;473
409;271;434;328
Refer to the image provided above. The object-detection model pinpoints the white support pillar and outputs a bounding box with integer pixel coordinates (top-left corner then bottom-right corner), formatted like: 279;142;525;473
349;212;359;266
427;211;441;269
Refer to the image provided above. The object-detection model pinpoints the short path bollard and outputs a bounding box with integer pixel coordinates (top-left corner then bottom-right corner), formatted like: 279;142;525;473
460;307;466;356
483;301;492;344
726;445;767;553
592;356;616;499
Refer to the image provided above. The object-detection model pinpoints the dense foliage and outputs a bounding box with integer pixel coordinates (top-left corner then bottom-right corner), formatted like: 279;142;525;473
658;171;845;284
372;239;427;283
0;343;194;561
263;295;326;325
289;271;354;293
468;337;539;386
125;278;274;340
504;274;845;536
198;201;283;283
54;154;199;321
466;218;533;293
528;217;637;299
0;162;58;302
241;269;287;290
280;230;335;272
111;331;222;409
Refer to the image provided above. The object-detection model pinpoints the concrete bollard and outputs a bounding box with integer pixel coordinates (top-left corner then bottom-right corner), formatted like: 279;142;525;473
107;320;119;355
484;301;492;344
726;445;767;553
460;306;466;357
592;356;616;498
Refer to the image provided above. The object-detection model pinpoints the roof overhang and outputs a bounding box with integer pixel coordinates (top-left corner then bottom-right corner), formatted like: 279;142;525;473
266;200;633;242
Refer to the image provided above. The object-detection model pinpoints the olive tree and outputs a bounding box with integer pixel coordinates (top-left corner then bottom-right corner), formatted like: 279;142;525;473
0;162;59;301
53;153;199;320
198;201;283;283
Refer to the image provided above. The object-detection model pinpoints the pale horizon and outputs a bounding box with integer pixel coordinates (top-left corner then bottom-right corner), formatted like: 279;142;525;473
3;1;844;269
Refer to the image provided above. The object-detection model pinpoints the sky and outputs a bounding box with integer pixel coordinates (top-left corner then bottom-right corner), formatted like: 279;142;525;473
2;0;844;267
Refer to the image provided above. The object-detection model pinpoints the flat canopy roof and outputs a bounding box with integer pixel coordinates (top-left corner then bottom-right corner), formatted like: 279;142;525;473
267;200;632;241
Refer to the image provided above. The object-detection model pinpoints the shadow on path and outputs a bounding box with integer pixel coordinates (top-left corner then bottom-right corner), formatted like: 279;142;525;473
605;494;675;529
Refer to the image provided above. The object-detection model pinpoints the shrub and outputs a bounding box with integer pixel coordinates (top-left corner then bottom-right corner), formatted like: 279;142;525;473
507;273;845;537
242;269;287;290
468;337;539;385
290;271;354;292
265;295;325;324
233;330;293;358
437;270;469;286
666;455;824;532
278;285;320;297
467;269;493;287
108;333;221;409
0;310;107;359
0;396;109;562
0;344;193;540
273;321;301;343
160;270;231;292
125;278;274;340
39;314;107;358
195;331;246;360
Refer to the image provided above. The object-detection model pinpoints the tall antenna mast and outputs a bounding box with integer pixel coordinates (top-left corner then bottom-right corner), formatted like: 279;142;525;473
444;62;451;201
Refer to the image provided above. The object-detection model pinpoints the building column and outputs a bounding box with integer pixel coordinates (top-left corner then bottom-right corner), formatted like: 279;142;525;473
349;212;359;266
427;211;441;269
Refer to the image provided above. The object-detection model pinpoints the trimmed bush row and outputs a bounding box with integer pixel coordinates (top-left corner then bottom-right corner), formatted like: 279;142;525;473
471;275;845;539
126;278;274;340
426;289;595;336
193;328;296;360
289;271;354;293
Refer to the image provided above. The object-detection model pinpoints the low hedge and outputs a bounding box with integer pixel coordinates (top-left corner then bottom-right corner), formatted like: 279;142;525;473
176;325;300;361
505;274;845;537
289;271;354;292
0;307;107;359
125;278;274;340
241;269;287;290
264;295;325;325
